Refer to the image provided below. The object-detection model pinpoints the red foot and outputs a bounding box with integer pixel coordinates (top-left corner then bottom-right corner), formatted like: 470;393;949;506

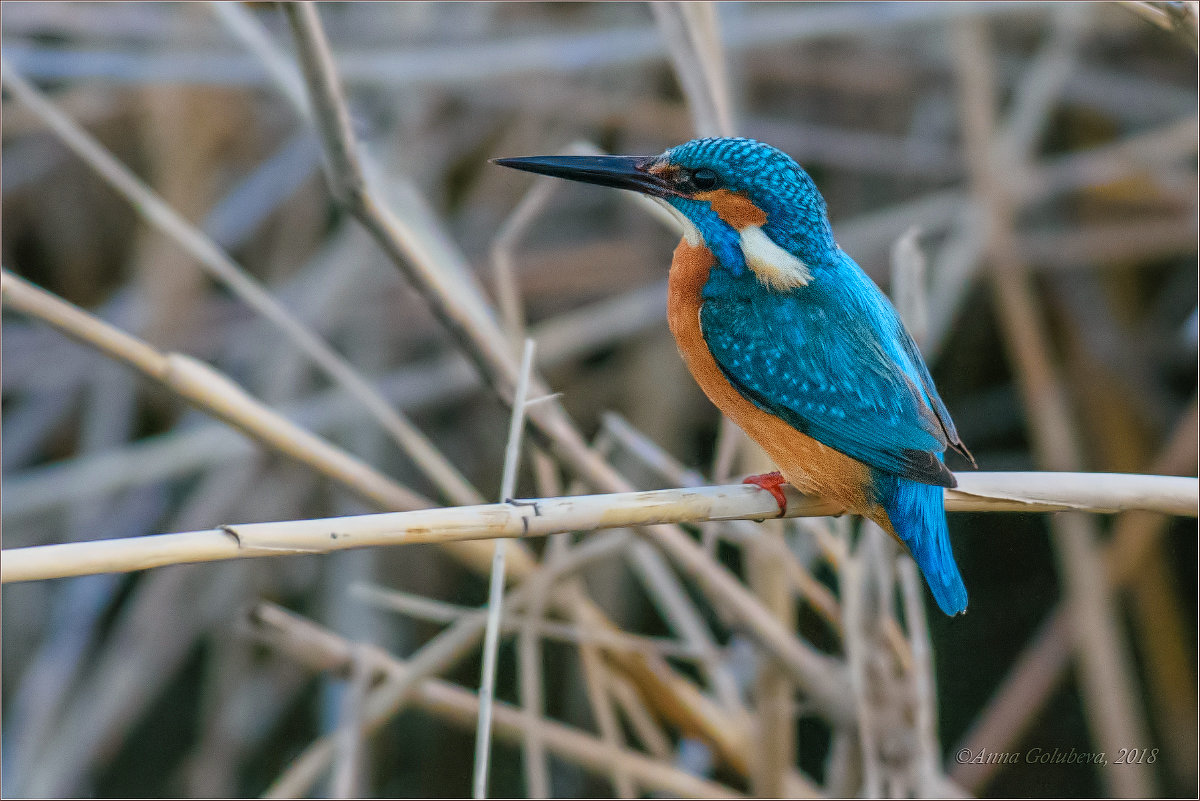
743;471;789;517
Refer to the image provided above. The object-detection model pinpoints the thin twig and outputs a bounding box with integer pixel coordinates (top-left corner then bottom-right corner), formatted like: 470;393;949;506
651;1;735;137
473;339;536;799
206;1;310;119
351;579;706;662
516;535;560;799
841;525;881;797
890;227;929;348
898;558;942;796
331;644;369;798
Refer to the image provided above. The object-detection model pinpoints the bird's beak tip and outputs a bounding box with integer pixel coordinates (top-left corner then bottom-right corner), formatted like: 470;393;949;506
491;154;675;198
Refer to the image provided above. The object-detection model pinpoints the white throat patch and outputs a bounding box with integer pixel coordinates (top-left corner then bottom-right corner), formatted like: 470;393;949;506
739;225;812;290
651;197;701;246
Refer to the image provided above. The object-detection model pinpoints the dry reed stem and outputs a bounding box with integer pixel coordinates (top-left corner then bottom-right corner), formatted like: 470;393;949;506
840;526;881;797
1119;405;1200;789
3;281;672;522
282;3;523;402
15;555;260;794
746;524;796;798
605;409;826;669
953;14;1156;796
1126;534;1199;785
625;539;748;720
924;110;1195;358
651;0;747;489
487;142;598;344
567;593;760;778
1122;1;1200;50
607;669;674;761
331;644;369;799
4;472;1193;584
600;411;709;488
951;398;1199;792
263;589;537;797
1;267;542;583
0;269;432;511
0;4;1041;92
5;400;175;796
265;533;655;796
206;1;310;118
601;411;845;635
578;627;638;798
248;602;745;799
898;558;944;796
516;535;560;799
891;227;930;347
0;59;480;508
350;580;708;662
651;1;734;138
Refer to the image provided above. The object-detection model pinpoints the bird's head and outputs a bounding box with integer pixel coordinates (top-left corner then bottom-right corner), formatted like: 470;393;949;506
494;137;837;290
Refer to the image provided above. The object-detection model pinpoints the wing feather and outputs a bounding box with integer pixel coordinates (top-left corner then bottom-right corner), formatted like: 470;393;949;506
700;286;958;487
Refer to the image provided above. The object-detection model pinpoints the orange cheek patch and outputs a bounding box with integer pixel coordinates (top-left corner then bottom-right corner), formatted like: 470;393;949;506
695;189;767;229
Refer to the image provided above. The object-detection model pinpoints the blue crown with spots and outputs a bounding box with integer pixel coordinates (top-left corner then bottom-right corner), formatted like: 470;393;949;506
660;137;837;266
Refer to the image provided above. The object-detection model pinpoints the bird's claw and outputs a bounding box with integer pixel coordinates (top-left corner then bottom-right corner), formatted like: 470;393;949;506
742;471;789;518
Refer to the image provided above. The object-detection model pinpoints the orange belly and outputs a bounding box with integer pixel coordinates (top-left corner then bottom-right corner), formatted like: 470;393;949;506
666;238;879;520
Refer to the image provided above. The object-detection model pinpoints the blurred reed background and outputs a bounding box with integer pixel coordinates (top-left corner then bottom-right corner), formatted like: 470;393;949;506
1;1;1196;797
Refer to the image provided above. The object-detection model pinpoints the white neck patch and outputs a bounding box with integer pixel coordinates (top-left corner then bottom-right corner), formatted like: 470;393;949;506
739;225;812;290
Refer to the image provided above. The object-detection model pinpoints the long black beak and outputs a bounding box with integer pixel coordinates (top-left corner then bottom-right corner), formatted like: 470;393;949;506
491;154;679;198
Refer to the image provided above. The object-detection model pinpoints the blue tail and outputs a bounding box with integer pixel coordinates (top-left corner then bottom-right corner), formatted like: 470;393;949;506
878;474;967;616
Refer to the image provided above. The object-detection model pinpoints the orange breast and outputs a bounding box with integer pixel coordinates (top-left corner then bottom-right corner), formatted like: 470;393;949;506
666;239;878;519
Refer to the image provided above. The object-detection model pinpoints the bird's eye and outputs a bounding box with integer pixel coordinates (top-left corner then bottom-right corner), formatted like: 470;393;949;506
692;168;718;190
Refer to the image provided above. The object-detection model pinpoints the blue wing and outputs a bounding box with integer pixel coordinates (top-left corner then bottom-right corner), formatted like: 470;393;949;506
700;268;958;487
895;326;976;466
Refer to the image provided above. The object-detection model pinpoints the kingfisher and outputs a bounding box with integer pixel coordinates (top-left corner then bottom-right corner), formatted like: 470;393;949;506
494;137;974;615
